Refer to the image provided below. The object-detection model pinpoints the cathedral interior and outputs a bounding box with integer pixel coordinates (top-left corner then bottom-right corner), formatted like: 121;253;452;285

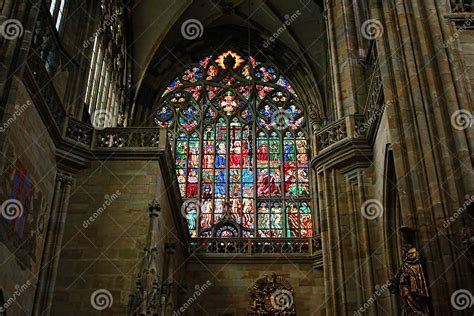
0;0;473;315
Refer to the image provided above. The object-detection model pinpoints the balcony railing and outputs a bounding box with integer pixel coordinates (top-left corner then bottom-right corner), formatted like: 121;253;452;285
62;117;94;147
450;0;473;12
364;54;383;119
314;115;368;153
93;128;163;149
59;117;168;155
189;236;321;256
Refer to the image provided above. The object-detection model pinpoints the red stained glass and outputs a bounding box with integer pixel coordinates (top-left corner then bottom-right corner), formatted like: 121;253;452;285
155;50;313;238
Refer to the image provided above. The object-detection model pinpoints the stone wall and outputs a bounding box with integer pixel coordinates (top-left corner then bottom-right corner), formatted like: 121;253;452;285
52;159;186;315
181;261;324;315
0;83;57;315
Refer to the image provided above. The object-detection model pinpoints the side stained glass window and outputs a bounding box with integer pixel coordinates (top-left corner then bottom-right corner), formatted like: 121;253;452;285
155;50;313;238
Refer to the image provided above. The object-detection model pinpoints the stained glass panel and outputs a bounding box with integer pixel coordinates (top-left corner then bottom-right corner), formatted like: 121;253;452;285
155;50;313;238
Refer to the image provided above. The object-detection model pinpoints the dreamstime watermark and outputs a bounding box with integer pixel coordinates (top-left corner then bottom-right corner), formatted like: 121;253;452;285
181;19;204;40
91;109;113;130
90;289;113;311
83;13;120;48
353;281;391;315
0;19;23;40
271;289;294;311
82;190;121;229
262;10;301;48
180;199;201;218
173;280;212;316
354;101;391;138
443;16;474;49
271;109;293;130
361;19;384;40
0;280;32;313
361;199;384;220
1;199;24;220
451;109;473;130
0;100;31;133
450;289;474;311
443;194;474;228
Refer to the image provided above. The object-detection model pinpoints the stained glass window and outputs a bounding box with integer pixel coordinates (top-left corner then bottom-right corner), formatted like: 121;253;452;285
155;50;313;238
49;0;66;30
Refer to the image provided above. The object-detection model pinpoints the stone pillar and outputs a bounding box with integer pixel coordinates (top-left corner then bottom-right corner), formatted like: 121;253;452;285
32;172;74;316
161;243;176;315
0;0;40;163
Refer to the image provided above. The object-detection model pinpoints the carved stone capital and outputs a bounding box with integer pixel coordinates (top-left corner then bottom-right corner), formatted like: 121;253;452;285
148;199;161;216
56;172;74;185
165;243;176;255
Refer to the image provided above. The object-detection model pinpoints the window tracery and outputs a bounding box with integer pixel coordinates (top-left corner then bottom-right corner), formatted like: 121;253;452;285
84;0;128;128
155;50;313;238
48;0;66;30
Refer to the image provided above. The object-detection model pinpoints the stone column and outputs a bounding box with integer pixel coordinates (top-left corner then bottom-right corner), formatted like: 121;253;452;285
0;0;40;166
32;172;74;316
161;243;176;315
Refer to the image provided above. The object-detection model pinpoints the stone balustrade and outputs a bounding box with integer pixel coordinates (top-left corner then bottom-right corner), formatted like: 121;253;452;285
189;236;321;255
364;54;383;121
450;0;473;12
62;117;94;147
314;51;384;154
93;127;163;149
315;114;369;153
59;117;168;155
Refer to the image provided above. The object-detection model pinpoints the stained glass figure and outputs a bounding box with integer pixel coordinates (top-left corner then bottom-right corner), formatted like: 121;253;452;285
155;50;312;238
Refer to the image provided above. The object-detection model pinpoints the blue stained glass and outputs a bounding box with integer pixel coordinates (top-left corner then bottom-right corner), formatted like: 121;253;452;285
156;50;312;238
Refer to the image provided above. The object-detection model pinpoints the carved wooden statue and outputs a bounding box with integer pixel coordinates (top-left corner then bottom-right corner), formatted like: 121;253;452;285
390;245;430;315
248;273;296;315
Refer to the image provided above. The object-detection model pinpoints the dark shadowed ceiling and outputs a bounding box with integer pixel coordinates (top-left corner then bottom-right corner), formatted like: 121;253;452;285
130;0;327;125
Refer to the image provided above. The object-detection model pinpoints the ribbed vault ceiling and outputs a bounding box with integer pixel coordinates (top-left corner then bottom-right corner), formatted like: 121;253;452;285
131;0;327;125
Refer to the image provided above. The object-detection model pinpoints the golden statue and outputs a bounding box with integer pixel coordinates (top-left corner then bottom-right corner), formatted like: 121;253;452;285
248;273;296;315
390;245;430;315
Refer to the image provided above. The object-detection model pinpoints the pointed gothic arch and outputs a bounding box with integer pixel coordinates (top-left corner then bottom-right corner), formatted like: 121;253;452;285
154;50;313;238
383;144;403;313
